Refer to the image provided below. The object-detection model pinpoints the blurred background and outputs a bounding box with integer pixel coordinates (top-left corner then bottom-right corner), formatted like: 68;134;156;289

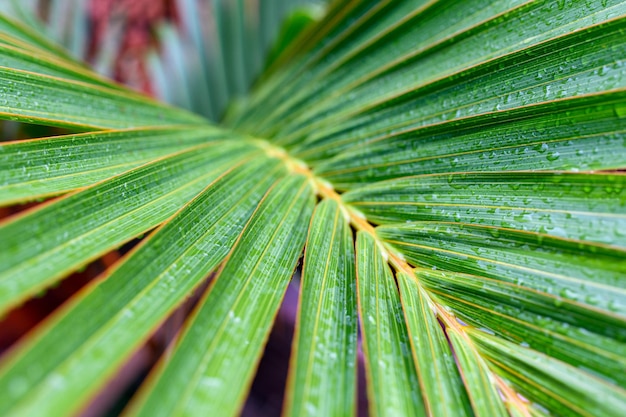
0;2;369;416
0;0;327;122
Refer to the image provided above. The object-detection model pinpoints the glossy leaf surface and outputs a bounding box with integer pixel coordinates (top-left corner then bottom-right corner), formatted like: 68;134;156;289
128;175;314;417
0;126;226;204
396;271;473;416
0;66;205;129
356;232;424;417
284;199;357;417
0;1;625;416
0;142;261;312
0;155;285;417
471;330;626;416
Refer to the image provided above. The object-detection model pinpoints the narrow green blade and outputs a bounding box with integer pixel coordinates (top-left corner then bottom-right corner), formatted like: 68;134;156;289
174;0;215;118
235;1;626;151
279;6;626;150
344;172;626;247
127;175;315;417
355;232;425;417
260;0;527;131
396;271;473;416
284;198;357;417
419;268;626;388
154;24;194;111
315;93;626;187
0;66;206;129
234;0;432;132
0;40;122;88
0;156;285;417
348;169;626;406
470;330;626;416
378;222;626;318
0;14;75;62
0;126;226;205
0;142;261;313
446;331;509;417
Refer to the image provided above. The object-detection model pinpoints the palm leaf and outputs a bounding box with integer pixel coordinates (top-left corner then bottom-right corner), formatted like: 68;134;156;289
0;12;76;62
0;126;227;204
128;175;314;417
0;142;262;312
0;1;625;416
471;329;626;416
0;155;286;416
315;92;626;186
0;0;120;75
284;198;357;417
396;270;473;416
356;232;424;417
0;66;205;129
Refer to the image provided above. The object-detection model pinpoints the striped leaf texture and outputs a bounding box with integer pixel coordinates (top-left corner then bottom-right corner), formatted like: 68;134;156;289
0;1;625;417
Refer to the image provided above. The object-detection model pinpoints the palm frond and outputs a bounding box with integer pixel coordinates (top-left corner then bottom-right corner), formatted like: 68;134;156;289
0;1;625;416
127;175;314;417
0;0;120;75
0;154;288;416
284;198;357;417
